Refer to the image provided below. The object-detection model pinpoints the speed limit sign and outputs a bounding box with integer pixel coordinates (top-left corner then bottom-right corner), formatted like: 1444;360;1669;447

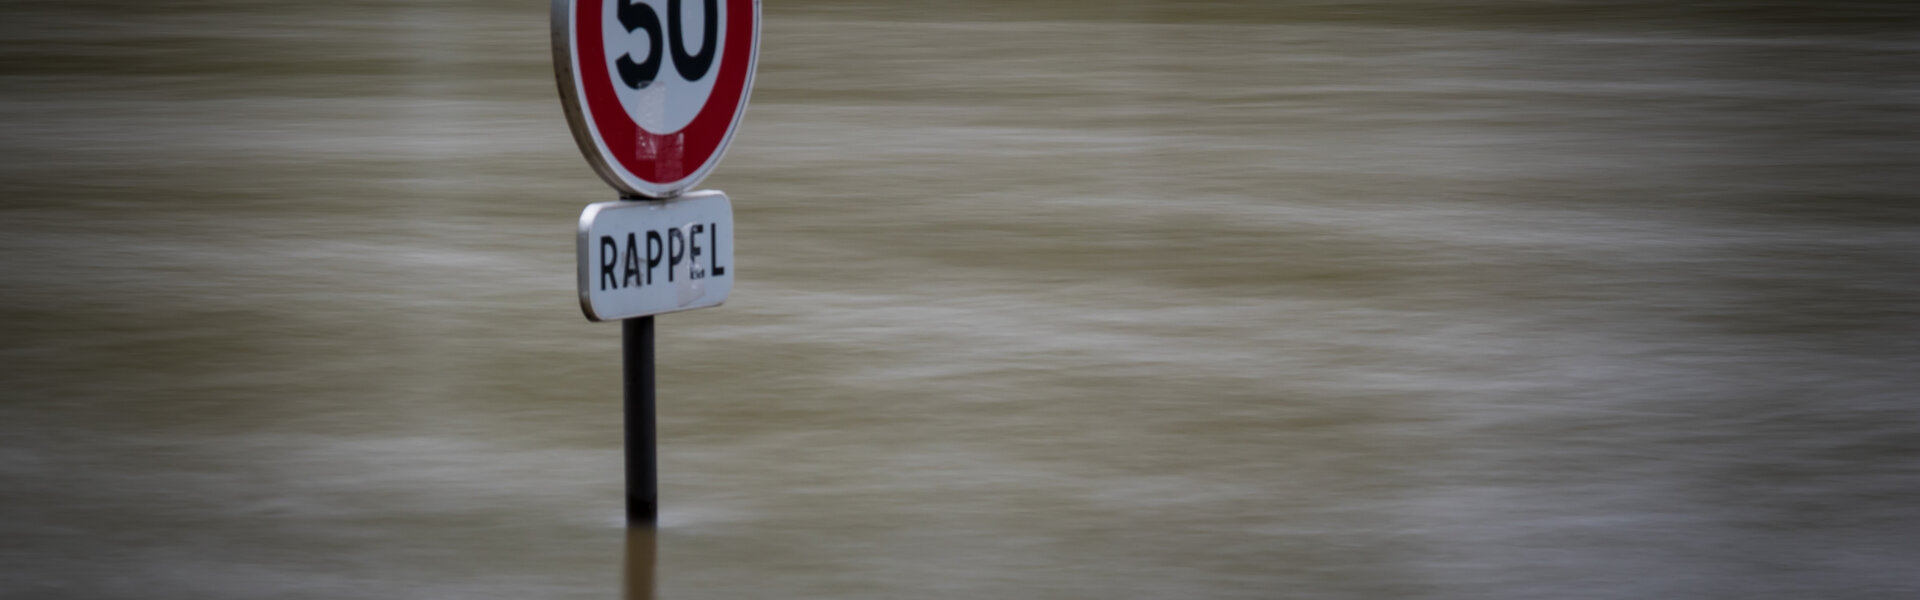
551;0;760;198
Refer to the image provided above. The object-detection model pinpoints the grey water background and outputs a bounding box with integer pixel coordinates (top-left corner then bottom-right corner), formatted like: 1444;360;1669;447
4;1;1920;598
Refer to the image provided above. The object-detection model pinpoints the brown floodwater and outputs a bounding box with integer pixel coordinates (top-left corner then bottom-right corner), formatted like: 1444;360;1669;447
4;1;1919;598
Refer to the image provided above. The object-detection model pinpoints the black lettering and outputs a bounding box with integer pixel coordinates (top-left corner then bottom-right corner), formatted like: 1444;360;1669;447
599;236;618;291
615;0;663;89
667;227;685;282
622;233;641;288
646;229;663;285
689;224;705;279
668;0;717;82
710;222;726;276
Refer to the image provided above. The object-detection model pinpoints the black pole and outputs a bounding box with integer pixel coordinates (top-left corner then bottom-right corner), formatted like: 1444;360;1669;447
622;315;657;525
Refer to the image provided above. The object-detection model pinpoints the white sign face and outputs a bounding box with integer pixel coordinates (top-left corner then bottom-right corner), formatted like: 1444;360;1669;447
601;0;721;134
552;0;761;199
577;191;734;321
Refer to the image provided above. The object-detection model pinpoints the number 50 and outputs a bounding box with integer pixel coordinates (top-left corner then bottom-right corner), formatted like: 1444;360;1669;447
615;0;717;89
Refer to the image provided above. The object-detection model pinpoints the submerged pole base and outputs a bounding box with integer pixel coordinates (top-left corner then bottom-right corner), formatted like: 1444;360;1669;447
627;499;657;525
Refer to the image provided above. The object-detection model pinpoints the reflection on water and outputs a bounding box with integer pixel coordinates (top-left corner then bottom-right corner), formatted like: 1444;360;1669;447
4;1;1920;598
625;529;655;600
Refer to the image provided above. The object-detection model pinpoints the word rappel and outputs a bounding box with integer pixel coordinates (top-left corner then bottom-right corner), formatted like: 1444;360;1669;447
595;223;728;291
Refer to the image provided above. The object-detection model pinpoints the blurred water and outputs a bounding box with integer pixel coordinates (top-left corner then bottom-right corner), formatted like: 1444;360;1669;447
4;1;1920;598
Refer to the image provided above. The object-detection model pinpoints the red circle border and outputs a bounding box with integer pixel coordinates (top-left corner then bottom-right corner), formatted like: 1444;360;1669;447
575;0;756;191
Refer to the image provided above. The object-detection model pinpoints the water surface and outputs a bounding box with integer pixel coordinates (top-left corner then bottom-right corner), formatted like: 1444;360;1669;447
4;1;1919;598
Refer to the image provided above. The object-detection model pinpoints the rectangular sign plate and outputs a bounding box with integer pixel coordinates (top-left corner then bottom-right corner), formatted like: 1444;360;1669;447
577;191;734;321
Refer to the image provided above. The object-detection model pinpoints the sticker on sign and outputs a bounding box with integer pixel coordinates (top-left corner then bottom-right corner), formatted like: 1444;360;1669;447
577;192;734;321
552;0;761;198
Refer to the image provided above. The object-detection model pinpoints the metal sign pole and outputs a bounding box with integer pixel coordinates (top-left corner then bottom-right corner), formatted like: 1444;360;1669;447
622;315;657;524
556;0;758;528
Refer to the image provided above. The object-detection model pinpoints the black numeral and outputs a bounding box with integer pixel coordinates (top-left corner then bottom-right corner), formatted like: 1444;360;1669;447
615;0;717;90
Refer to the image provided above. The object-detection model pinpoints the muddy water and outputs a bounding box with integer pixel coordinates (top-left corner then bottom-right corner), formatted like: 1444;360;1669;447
4;1;1919;598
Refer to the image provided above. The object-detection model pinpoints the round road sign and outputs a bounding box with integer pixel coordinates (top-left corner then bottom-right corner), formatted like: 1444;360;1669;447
552;0;760;198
